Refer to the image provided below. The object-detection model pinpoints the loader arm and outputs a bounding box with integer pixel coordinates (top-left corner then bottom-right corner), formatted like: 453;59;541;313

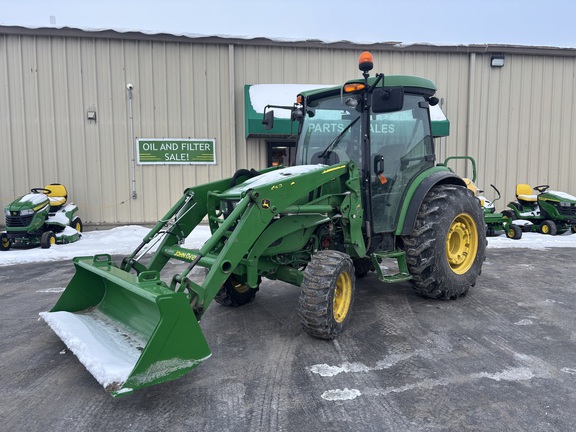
156;161;365;319
40;161;365;397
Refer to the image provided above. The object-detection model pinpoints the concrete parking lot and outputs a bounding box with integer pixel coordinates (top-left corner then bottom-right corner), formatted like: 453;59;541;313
2;248;576;431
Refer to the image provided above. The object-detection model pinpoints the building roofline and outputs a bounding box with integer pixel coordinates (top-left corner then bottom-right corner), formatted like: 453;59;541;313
2;24;576;57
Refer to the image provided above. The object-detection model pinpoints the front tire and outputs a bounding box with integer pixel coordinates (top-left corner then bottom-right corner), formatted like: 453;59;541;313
539;220;557;235
0;233;11;251
40;231;56;249
214;276;258;307
506;224;522;240
401;184;486;300
298;250;355;339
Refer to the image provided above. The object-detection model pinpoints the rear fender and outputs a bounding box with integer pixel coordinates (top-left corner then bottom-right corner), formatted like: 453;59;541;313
396;169;466;236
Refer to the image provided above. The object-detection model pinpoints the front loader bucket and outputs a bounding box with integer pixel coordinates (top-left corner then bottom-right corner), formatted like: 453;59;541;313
40;254;211;397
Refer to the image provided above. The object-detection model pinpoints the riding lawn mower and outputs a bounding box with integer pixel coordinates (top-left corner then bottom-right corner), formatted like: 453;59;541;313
1;183;82;251
503;184;576;235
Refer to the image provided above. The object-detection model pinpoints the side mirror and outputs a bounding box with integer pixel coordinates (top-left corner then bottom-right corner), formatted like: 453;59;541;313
262;109;274;130
372;86;404;113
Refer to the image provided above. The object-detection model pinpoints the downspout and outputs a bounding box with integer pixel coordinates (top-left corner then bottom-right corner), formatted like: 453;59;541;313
228;44;236;167
465;52;476;178
127;84;137;199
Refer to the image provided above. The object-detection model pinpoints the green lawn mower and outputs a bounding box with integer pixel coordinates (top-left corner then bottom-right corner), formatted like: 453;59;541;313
503;183;576;235
478;184;522;239
444;156;521;240
1;183;82;251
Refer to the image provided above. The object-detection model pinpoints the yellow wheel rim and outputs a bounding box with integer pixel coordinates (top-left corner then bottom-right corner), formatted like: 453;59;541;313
1;237;8;248
446;213;478;275
75;222;81;231
333;272;352;323
50;236;56;245
541;224;549;234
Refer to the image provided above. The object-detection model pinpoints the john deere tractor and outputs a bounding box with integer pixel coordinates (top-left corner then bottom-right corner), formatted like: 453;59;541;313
40;51;486;397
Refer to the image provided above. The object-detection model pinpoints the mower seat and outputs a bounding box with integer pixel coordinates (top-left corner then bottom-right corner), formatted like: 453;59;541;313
463;178;478;196
516;183;537;203
45;183;68;209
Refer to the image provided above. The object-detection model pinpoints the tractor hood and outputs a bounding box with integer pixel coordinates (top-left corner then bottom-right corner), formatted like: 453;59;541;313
540;190;576;203
221;165;329;198
6;193;50;212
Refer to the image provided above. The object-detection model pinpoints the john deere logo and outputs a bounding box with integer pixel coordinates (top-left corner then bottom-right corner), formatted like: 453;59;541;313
261;199;271;209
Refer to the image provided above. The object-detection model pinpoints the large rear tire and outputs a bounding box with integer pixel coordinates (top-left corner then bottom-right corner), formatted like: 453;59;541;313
214;276;258;307
298;250;355;339
401;184;486;299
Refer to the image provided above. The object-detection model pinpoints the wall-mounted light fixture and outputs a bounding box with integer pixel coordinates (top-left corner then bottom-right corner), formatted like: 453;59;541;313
491;54;505;68
87;110;97;121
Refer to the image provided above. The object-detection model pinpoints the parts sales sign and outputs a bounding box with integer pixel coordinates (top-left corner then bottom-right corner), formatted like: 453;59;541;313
137;139;216;165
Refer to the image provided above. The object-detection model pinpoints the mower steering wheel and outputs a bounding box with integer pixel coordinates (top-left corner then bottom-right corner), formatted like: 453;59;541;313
533;185;549;193
31;187;52;194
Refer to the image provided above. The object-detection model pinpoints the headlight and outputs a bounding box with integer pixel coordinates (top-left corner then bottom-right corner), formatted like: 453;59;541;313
20;209;35;216
4;209;9;217
559;202;571;207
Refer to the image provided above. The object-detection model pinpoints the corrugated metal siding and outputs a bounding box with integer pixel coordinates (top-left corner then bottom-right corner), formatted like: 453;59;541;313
1;34;234;223
470;53;576;204
2;29;576;224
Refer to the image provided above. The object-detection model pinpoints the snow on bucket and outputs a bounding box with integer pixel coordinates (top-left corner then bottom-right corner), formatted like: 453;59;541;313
40;254;211;397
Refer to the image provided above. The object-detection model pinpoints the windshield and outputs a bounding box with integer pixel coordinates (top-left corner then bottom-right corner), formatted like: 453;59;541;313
296;91;434;233
295;95;362;166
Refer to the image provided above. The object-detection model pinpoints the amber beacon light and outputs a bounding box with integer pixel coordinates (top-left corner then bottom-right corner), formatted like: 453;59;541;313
358;51;374;72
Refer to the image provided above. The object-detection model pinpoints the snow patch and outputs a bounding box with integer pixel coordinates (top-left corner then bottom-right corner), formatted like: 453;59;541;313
514;319;534;326
549;190;576;200
321;388;362;401
39;310;145;388
249;84;333;119
36;287;66;293
310;355;412;377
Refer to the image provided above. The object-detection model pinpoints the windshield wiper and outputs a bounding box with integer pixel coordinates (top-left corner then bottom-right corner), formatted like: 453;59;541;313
317;117;360;161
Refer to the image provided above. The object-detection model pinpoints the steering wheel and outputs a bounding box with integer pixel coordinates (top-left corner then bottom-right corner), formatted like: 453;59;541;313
31;187;52;194
533;185;549;193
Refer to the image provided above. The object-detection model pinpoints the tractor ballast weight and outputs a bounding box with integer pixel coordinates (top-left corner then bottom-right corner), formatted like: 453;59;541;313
41;52;486;397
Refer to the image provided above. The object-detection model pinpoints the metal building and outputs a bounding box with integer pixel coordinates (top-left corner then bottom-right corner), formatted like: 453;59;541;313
1;25;576;225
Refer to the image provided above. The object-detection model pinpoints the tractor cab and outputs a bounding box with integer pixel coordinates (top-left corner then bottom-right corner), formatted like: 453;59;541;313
284;52;438;234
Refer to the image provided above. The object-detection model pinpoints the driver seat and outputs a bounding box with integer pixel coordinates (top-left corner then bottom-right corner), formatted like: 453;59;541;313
516;183;537;204
44;183;68;210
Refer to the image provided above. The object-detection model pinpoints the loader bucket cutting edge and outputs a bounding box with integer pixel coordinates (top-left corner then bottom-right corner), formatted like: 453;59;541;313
40;255;211;397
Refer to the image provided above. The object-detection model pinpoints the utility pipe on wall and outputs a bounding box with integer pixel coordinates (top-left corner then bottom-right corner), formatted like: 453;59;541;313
127;83;137;199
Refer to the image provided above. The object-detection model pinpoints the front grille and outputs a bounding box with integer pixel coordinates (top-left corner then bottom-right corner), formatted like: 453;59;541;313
6;214;34;228
550;202;576;216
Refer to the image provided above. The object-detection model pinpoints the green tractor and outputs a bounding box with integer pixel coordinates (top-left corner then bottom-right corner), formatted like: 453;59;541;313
503;183;576;235
40;52;486;397
1;183;82;251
